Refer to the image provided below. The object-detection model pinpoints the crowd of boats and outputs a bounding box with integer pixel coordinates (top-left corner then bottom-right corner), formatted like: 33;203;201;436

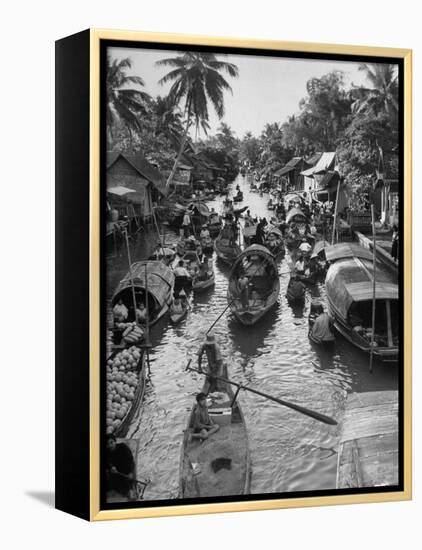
105;171;399;503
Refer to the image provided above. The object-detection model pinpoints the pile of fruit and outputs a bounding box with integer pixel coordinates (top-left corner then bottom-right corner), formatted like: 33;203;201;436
106;346;142;435
122;322;144;345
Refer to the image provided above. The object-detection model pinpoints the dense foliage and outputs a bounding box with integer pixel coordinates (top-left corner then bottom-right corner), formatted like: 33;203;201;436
107;53;399;197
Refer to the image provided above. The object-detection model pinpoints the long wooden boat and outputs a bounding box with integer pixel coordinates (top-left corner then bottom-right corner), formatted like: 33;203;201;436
325;244;398;361
169;297;189;324
106;347;147;438
106;438;148;503
215;223;242;264
112;261;174;325
179;365;251;498
227;244;280;326
192;271;215;292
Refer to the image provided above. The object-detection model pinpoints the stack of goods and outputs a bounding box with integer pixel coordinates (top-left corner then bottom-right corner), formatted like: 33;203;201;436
106;346;142;435
122;322;144;345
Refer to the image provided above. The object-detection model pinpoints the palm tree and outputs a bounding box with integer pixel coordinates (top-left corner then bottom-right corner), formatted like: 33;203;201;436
351;64;398;120
156;52;239;187
153;95;184;144
106;56;151;143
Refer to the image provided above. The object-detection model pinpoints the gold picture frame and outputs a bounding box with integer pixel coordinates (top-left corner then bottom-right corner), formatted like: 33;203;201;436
56;28;412;521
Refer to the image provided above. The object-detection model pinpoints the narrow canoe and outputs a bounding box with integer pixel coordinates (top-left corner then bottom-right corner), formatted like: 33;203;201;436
192;272;215;292
179;365;251;498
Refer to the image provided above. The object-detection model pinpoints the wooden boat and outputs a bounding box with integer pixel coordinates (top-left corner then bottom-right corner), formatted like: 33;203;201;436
106;438;148;503
179;365;251;498
325;244;398;361
192;261;215;292
215;223;242;264
227;245;280;326
106;347;147;438
169;300;189;324
233;191;243;202
112;261;175;325
286;206;307;225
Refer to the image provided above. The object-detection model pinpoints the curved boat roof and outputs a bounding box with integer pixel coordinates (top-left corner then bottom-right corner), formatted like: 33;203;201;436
236;244;275;260
325;242;373;263
311;239;330;258
326;257;398;319
113;260;175;308
286;207;307;224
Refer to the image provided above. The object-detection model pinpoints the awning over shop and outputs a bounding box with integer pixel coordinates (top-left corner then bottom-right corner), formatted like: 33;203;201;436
301;152;336;177
107;186;136;197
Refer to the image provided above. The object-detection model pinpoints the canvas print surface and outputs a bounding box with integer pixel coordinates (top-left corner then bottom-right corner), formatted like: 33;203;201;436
102;43;402;508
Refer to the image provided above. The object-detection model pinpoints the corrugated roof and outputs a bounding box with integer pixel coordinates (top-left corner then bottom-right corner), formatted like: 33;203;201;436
301;152;336;177
107;186;136;197
275;157;306;177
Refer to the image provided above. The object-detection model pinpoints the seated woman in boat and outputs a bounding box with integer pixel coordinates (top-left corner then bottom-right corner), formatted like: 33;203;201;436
309;309;335;344
190;392;219;441
113;298;128;324
197;258;210;281
106;434;136;499
299;239;312;257
171;297;184;315
136;301;148;324
200;225;210;239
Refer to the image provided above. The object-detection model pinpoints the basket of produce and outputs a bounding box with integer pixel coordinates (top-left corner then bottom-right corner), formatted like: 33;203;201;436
106;346;146;437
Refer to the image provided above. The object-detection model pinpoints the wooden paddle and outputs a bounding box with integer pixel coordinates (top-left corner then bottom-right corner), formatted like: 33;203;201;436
185;363;337;426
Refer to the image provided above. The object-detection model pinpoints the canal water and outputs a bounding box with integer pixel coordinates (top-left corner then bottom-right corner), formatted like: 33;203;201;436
106;174;398;500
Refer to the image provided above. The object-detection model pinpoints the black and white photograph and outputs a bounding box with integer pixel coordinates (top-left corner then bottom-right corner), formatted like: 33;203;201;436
102;43;402;507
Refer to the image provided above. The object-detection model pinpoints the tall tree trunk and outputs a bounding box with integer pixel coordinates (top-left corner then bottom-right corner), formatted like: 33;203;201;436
166;100;191;187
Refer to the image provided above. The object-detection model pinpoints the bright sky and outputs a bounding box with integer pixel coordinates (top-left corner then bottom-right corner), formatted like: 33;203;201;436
109;46;396;138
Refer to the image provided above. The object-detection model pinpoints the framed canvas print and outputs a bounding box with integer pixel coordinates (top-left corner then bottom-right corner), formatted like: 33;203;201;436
55;29;412;521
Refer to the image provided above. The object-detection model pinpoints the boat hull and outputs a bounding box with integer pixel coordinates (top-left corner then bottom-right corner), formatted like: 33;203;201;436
179;366;251;498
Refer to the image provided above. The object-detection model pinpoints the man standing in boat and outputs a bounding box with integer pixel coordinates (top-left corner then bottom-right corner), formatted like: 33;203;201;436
197;332;223;380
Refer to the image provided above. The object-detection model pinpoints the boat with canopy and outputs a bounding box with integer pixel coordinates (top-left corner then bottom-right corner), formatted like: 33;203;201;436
112;260;175;325
227;244;280;325
325;244;398;361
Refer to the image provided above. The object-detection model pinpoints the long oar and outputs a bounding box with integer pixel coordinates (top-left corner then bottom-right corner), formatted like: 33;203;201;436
186;363;337;426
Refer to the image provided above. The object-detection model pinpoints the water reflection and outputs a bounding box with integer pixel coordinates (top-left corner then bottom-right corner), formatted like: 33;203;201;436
106;173;398;500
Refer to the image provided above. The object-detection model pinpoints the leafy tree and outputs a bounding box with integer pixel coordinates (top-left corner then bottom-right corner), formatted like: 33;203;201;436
156;52;239;186
106;56;151;143
350;64;398;123
240;131;261;167
281;71;352;152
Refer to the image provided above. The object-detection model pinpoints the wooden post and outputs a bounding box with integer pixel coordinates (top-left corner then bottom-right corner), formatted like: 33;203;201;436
331;178;341;245
369;204;377;373
144;263;151;377
124;228;138;324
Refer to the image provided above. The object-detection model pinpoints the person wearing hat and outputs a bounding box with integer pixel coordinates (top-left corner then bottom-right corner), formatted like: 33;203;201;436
197;332;223;379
